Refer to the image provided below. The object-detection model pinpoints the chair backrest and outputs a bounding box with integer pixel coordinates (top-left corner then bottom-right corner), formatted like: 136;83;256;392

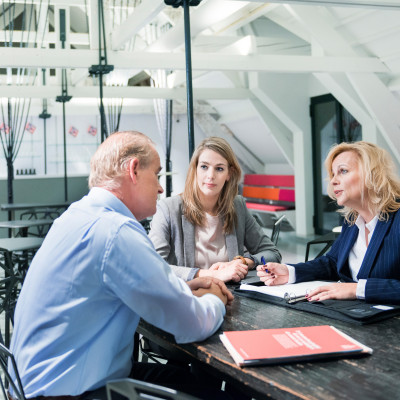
271;215;286;246
106;378;199;400
0;342;26;400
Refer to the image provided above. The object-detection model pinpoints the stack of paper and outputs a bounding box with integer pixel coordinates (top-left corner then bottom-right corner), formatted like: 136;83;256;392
239;281;335;300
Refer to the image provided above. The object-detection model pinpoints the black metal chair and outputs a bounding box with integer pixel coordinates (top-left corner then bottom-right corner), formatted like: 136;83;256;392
0;238;43;347
271;215;286;246
304;231;340;261
20;209;60;237
106;378;199;400
0;341;26;400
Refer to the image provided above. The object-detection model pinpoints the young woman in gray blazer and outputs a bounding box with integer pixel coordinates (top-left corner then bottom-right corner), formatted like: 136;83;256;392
149;136;281;282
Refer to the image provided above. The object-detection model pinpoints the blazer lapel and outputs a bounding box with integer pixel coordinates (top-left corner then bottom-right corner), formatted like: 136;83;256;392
357;215;393;279
337;225;358;276
226;225;239;261
182;215;196;267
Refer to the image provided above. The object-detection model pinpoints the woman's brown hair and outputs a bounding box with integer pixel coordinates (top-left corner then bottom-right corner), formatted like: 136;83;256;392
181;137;241;233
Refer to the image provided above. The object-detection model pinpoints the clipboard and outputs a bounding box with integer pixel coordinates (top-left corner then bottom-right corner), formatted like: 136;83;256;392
234;285;400;325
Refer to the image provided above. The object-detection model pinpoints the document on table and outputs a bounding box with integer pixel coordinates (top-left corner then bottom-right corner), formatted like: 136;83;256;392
239;281;335;300
220;325;373;367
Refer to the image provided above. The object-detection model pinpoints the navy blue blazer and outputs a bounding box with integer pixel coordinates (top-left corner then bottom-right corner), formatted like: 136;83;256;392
293;209;400;304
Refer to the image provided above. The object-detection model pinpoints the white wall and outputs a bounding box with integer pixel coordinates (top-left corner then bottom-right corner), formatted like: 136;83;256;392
0;111;209;198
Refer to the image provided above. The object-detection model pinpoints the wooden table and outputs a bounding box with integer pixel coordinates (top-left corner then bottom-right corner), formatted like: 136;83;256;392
137;290;400;400
0;219;54;237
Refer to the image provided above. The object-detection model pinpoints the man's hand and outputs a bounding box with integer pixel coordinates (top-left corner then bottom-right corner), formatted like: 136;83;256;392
256;262;289;286
187;276;214;291
188;277;234;306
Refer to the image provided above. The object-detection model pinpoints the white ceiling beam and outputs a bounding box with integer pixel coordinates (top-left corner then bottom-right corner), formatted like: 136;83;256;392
146;0;247;52
10;0;86;4
111;0;165;50
0;85;254;100
234;0;400;9
27;102;214;116
388;76;400;91
217;108;256;124
194;112;264;172
209;3;279;35
289;4;400;161
88;0;99;50
0;48;390;73
249;98;294;168
0;31;89;46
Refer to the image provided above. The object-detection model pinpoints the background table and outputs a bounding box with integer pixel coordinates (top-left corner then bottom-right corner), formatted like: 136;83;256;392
0;202;70;221
0;219;54;237
137;290;400;400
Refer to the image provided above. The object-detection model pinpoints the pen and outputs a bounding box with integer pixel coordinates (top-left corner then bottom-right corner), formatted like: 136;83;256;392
261;256;269;273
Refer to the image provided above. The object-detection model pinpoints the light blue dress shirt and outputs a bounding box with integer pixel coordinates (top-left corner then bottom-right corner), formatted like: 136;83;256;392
10;188;225;397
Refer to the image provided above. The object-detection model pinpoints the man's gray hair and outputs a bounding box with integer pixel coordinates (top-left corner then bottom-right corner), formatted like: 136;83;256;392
88;131;154;190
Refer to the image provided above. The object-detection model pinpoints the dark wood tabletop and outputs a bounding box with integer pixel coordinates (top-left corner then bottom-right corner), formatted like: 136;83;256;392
137;289;400;400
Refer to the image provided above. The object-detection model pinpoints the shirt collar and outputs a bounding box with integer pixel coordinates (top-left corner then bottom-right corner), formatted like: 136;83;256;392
88;187;135;220
355;214;379;232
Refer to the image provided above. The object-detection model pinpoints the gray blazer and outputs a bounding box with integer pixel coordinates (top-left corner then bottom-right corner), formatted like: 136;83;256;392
149;195;282;281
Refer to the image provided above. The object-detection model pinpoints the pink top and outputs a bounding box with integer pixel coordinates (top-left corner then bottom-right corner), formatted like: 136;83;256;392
195;213;228;269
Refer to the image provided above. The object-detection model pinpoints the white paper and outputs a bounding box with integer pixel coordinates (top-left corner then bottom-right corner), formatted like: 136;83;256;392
239;281;335;299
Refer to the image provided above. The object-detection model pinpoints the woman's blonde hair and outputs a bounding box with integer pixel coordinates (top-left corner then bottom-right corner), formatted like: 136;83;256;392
182;136;241;233
325;141;400;224
89;131;154;190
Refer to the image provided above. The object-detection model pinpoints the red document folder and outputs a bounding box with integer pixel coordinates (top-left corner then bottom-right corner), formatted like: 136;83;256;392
220;325;372;367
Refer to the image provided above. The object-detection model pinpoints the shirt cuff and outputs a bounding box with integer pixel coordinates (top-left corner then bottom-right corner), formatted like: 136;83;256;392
186;268;199;281
356;279;366;299
244;253;257;269
286;264;296;284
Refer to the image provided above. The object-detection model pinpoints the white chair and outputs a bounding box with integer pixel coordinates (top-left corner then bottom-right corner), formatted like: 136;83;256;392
106;378;199;400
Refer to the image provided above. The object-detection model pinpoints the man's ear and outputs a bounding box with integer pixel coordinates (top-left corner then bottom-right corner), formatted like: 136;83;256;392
128;158;140;183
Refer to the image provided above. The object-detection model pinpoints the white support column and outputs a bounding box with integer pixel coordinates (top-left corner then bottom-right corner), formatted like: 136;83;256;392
249;72;314;236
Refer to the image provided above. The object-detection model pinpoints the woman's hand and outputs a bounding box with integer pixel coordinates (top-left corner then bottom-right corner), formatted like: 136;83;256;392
256;262;289;286
205;259;249;282
306;282;357;301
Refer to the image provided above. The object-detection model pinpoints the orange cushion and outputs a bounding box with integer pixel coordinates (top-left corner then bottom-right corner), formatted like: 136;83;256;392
242;187;280;201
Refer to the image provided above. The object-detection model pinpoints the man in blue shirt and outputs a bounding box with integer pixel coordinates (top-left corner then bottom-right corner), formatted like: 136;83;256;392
9;131;233;400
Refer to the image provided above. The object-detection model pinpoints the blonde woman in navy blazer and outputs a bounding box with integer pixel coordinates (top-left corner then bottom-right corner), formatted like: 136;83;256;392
149;137;281;282
257;141;400;305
